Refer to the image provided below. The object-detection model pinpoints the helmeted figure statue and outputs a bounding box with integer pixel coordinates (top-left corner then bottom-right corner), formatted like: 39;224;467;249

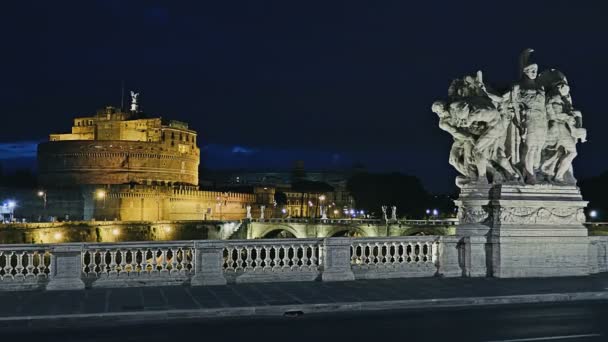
443;50;590;279
433;49;586;187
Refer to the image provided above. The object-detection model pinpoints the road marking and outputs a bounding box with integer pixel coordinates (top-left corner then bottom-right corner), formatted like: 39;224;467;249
485;333;601;342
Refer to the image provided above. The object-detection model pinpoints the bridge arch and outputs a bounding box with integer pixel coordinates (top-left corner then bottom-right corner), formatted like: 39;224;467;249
257;225;305;239
324;225;371;238
400;227;449;236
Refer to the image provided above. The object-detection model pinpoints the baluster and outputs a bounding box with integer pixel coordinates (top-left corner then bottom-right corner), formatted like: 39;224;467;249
187;248;194;273
98;250;107;277
421;242;426;263
88;250;97;277
170;248;179;275
397;242;405;264
252;246;260;271
108;250;118;277
301;245;310;270
144;249;152;274
36;252;44;277
236;247;245;271
281;244;289;270
360;244;367;265
160;249;169;275
292;245;300;270
244;246;253;271
6;252;16;279
222;247;231;271
12;251;24;280
132;249;141;275
26;252;35;278
263;246;272;271
150;249;159;275
81;251;88;277
221;247;228;271
352;244;358;265
270;245;279;270
119;249;128;275
231;247;239;271
406;243;413;263
174;248;183;274
370;243;378;265
389;242;396;265
229;247;237;271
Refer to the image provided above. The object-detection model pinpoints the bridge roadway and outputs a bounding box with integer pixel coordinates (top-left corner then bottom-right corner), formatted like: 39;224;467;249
2;274;608;341
8;302;607;342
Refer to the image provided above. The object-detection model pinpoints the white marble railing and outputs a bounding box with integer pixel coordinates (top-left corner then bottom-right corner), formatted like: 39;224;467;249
350;237;439;279
222;238;323;283
82;241;195;287
351;237;437;266
0;236;466;291
0;245;52;289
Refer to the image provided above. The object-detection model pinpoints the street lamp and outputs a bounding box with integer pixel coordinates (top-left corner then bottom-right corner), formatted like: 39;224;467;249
96;189;106;208
37;191;47;209
319;195;326;219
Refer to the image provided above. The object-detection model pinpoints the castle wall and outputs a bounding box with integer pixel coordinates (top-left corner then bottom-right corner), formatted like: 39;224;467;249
38;140;199;186
87;186;255;221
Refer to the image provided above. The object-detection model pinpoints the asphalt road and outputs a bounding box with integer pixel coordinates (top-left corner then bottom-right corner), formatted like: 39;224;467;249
6;301;608;342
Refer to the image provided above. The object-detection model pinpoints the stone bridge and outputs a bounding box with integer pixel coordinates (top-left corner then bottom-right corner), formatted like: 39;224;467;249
242;218;458;239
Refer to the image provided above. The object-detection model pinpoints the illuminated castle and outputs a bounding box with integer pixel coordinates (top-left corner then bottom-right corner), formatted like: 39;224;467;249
37;97;255;221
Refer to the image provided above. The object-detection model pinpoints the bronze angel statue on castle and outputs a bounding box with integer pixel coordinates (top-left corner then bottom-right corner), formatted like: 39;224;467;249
432;49;586;188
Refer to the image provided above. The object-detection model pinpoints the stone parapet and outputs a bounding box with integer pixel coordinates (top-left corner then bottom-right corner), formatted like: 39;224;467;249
455;184;589;278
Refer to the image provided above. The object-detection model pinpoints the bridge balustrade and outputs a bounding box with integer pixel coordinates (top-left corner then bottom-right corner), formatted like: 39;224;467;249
11;234;607;291
81;241;195;287
0;244;52;290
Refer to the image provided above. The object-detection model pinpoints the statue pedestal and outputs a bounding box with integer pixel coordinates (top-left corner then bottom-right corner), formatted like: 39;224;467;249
456;183;589;278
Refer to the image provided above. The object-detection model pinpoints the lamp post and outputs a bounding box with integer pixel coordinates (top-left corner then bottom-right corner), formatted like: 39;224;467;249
38;191;47;222
96;189;106;221
37;191;47;209
319;195;326;219
96;190;106;208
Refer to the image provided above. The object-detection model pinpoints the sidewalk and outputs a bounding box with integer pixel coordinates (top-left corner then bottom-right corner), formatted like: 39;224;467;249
2;273;608;331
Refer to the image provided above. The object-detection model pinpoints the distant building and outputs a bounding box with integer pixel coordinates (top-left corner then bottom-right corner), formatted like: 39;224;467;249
202;166;356;218
35;105;255;221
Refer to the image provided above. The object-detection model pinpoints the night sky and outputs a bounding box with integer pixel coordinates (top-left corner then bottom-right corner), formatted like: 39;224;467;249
2;1;607;193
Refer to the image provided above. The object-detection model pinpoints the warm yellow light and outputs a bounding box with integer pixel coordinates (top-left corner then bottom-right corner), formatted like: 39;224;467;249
333;210;339;215
53;232;62;241
319;195;326;201
37;191;45;197
96;190;106;199
112;228;120;236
